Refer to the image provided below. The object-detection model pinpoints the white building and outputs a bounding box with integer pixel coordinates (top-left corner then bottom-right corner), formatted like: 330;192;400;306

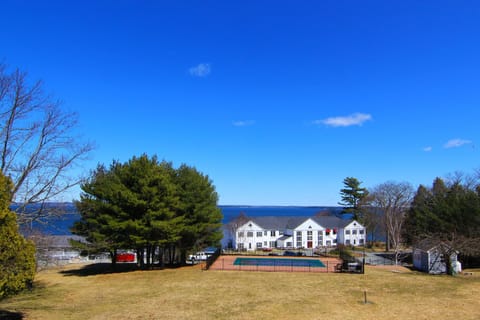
233;215;365;251
413;240;461;274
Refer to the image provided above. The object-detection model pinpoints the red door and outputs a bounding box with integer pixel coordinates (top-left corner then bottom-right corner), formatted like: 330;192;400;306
307;241;313;248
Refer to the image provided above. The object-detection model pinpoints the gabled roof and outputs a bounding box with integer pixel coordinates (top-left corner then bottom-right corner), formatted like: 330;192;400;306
245;215;356;230
312;216;347;228
414;239;455;252
249;216;308;230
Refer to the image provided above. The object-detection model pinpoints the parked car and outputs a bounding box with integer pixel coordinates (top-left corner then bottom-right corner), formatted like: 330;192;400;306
186;247;219;264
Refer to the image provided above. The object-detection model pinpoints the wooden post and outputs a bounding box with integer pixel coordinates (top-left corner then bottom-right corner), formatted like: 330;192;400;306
364;290;367;304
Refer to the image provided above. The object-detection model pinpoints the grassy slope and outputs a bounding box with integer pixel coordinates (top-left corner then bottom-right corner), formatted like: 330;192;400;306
1;263;479;320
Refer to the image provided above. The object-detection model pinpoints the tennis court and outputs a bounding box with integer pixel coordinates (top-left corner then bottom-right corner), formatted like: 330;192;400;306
234;257;325;268
209;255;341;273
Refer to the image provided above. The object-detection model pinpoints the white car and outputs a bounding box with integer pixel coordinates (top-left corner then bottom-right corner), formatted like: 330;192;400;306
186;251;210;264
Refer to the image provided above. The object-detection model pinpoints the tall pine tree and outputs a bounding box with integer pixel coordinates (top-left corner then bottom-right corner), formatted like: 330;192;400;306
72;155;222;268
338;177;369;221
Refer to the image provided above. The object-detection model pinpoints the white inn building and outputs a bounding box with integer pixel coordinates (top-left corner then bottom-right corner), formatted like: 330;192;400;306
233;216;365;251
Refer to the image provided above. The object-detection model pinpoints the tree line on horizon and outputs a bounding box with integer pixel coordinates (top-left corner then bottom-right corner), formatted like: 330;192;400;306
338;174;480;273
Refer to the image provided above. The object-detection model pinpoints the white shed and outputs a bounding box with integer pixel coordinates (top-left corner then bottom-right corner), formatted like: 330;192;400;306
413;240;460;274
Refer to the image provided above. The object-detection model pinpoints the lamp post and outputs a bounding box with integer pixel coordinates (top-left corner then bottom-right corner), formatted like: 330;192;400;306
361;230;366;274
362;245;366;273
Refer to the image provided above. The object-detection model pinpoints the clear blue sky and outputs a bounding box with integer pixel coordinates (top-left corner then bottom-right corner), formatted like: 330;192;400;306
1;1;479;205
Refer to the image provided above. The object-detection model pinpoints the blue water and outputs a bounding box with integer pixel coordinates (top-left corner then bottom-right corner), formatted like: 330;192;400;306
234;257;325;268
220;205;344;224
17;204;345;236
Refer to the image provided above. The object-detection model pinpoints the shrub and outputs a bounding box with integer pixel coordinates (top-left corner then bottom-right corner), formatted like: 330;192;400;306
0;174;36;300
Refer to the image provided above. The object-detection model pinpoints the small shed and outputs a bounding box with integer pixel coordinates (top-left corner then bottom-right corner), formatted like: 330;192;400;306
413;240;460;274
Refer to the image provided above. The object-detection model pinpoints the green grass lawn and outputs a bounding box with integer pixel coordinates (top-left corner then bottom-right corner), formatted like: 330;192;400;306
1;263;479;320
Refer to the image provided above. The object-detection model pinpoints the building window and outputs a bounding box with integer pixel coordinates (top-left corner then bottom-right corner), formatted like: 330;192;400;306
345;230;351;235
346;239;351;245
270;230;276;236
257;242;262;248
307;231;313;241
318;231;323;242
238;231;244;238
352;229;357;235
264;241;267;246
269;241;276;248
326;240;331;246
238;243;244;249
264;231;268;236
359;239;364;245
359;229;365;235
296;231;302;246
286;242;292;247
333;239;337;244
257;231;263;237
247;231;253;237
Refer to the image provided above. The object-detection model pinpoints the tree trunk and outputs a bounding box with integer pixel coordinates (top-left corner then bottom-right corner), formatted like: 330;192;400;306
136;248;144;269
385;231;390;251
146;245;151;269
110;248;117;267
444;254;453;275
157;246;164;268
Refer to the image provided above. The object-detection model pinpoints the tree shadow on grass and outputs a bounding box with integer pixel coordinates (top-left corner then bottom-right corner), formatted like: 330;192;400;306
59;262;187;277
0;309;24;320
60;263;141;277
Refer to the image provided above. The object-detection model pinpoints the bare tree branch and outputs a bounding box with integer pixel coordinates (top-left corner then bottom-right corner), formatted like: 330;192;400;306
369;181;414;264
0;63;94;225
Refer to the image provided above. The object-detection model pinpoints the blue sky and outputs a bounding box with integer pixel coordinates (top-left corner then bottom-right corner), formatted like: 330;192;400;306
1;1;479;205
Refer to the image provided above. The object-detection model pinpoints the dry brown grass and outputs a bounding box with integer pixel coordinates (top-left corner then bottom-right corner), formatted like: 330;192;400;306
1;262;479;320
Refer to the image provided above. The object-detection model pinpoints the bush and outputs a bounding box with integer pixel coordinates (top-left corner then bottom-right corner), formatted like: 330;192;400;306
0;174;36;300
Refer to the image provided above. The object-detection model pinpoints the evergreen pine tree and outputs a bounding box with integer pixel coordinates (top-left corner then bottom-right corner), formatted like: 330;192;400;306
0;173;36;299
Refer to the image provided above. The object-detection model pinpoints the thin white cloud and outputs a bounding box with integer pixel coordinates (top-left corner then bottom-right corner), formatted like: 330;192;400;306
315;113;372;127
444;138;472;149
189;63;211;77
423;146;433;152
232;120;255;127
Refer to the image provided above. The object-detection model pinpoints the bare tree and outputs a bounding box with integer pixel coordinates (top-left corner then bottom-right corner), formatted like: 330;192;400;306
362;206;383;244
0;63;93;224
369;181;414;264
